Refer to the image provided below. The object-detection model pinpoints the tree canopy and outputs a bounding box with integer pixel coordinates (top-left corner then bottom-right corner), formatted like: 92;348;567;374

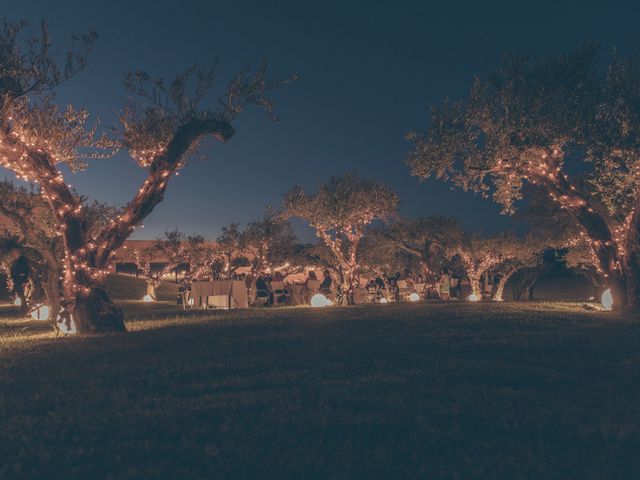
407;44;640;308
283;173;399;302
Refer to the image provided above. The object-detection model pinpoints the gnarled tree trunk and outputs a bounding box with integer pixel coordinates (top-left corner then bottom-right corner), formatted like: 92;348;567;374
73;287;125;333
42;266;62;326
493;269;516;302
468;273;481;299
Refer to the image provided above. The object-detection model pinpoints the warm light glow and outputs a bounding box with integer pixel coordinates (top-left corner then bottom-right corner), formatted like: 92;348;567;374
466;294;480;302
142;294;154;302
409;292;420;302
601;289;613;310
30;304;50;321
13;297;21;306
379;297;389;304
188;298;195;306
311;293;332;308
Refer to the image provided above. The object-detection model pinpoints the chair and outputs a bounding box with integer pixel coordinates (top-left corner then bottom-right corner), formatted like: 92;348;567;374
254;289;270;307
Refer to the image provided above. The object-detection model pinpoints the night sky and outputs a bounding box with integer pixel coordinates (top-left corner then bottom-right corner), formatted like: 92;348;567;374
4;1;640;241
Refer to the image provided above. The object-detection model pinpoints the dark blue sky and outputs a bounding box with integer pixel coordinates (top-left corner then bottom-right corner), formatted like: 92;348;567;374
4;1;640;240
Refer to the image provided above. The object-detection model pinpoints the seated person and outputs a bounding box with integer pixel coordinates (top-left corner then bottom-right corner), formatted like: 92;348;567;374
439;268;451;300
305;271;320;289
255;276;272;305
319;270;333;295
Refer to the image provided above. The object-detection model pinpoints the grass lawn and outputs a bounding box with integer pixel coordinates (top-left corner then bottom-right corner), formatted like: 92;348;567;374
1;298;640;478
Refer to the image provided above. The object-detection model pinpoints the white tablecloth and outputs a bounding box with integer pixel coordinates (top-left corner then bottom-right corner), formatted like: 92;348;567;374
190;280;249;308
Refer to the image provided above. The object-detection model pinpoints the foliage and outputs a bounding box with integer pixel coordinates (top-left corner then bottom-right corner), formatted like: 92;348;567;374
283;173;399;298
379;214;463;281
134;229;188;286
0;20;295;331
240;211;298;275
407;44;640;307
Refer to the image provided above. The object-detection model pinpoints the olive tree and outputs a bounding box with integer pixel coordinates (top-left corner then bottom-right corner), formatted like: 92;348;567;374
407;45;640;309
240;211;298;276
133;229;188;299
0;20;294;332
0;179;118;321
282;173;399;303
491;235;548;302
380;214;463;287
456;232;521;299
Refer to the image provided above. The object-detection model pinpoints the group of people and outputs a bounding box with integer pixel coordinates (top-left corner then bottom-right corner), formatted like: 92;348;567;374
437;268;467;300
4;249;497;315
253;270;333;306
177;269;335;308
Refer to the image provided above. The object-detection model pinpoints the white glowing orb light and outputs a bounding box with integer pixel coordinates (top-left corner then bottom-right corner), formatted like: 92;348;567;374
30;304;50;321
188;298;195;306
409;292;420;302
310;293;332;308
379;297;389;304
13;297;21;306
142;294;154;302
466;294;480;302
601;288;613;311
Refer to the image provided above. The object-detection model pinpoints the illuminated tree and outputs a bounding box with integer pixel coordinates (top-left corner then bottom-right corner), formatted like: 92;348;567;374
456;232;519;299
216;223;248;278
180;234;214;279
133;229;187;299
491;234;548;302
520;188;602;294
0;179;117;321
407;45;640;309
0;21;294;332
240;211;298;276
0;181;61;317
282;173;399;303
379;215;463;287
358;232;410;279
289;242;343;295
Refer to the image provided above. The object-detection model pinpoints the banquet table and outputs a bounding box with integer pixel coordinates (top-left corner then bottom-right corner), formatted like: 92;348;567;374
190;280;249;309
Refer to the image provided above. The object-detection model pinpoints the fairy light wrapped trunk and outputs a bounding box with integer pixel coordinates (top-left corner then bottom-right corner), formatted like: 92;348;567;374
377;215;464;292
282;173;399;305
407;44;640;310
0;21;294;332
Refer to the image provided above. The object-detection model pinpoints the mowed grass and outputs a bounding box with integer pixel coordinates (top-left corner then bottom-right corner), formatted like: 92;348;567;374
1;298;640;479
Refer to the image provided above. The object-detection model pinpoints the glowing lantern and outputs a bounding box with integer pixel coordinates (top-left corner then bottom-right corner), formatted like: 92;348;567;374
30;304;50;321
466;294;480;302
409;292;420;302
142;294;154;302
601;289;613;311
311;293;332;308
13;297;21;306
188;298;195;306
379;297;389;304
